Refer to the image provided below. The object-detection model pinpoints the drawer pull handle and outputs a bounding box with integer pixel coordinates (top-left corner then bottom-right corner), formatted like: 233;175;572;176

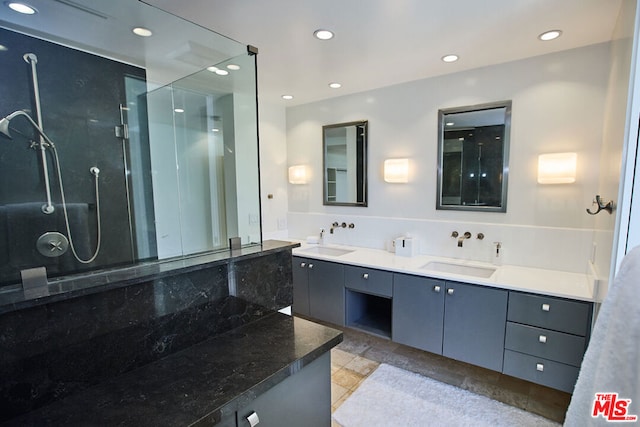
541;303;550;312
539;335;547;344
247;411;260;426
536;363;544;372
433;285;441;293
308;263;314;269
447;288;455;295
362;273;369;279
300;262;306;268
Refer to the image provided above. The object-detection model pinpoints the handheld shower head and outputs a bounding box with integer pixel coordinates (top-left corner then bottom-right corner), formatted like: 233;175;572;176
0;117;11;139
0;110;56;147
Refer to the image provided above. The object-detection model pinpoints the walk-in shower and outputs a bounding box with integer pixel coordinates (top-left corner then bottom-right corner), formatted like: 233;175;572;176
0;1;261;291
0;54;102;265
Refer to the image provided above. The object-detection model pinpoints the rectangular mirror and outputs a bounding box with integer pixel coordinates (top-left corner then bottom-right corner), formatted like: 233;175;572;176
437;101;511;212
323;121;368;206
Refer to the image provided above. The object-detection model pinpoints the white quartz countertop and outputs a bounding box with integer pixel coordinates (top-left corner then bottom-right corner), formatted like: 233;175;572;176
292;243;596;302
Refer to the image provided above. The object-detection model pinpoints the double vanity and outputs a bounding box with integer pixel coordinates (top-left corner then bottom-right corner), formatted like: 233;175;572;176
293;243;595;393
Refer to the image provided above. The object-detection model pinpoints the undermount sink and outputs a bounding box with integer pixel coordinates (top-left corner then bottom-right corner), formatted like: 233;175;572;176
299;246;354;257
421;261;496;278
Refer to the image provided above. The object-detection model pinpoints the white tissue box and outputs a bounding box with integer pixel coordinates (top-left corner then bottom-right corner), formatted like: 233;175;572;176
394;237;418;257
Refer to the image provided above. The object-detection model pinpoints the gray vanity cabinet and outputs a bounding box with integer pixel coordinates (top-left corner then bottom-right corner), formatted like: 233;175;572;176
292;256;345;325
237;352;331;427
392;274;445;354
442;281;508;372
292;257;311;316
502;292;592;393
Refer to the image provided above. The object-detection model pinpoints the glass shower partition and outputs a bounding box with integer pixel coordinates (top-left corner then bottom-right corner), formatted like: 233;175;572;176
145;53;261;259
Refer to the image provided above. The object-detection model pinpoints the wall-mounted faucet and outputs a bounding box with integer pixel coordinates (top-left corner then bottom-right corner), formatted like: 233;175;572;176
330;221;354;234
457;231;472;247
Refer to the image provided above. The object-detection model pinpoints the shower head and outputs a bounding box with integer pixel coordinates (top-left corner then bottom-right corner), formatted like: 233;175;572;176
0;110;56;148
0;117;11;139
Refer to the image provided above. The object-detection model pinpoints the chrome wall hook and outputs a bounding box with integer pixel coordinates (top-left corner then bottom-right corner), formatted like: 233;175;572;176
586;195;615;215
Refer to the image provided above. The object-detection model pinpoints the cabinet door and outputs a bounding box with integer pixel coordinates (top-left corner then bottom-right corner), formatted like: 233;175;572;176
292;257;310;316
308;260;345;326
443;281;508;372
392;274;445;354
237;352;331;427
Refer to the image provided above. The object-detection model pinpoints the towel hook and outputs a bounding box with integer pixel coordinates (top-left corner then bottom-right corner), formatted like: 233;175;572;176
586;195;615;215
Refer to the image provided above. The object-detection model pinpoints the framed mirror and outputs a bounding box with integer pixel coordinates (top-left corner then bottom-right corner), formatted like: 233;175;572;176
437;101;511;212
323;121;368;206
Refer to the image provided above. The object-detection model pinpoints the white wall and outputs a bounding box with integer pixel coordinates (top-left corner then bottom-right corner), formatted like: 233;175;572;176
286;43;612;274
594;0;638;300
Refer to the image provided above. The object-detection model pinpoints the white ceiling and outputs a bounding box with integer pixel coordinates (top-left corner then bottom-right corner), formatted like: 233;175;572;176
145;0;624;107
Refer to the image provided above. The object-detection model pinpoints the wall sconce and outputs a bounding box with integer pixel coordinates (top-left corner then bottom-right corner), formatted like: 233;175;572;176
537;152;577;184
288;165;308;184
384;158;409;183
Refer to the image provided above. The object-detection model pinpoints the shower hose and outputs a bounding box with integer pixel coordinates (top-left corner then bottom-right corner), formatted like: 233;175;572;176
50;145;101;264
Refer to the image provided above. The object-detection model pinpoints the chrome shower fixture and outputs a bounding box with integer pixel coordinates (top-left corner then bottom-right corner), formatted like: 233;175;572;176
0;110;56;148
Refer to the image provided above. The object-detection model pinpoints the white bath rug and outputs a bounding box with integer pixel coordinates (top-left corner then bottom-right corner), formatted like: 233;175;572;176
333;363;560;427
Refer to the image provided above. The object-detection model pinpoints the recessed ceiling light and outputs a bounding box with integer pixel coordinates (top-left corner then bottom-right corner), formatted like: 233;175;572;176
211;128;220;132
132;27;153;37
227;64;240;71
282;95;294;100
6;2;37;14
329;82;342;89
538;30;562;41
442;54;459;63
314;29;334;40
446;122;455;126
207;66;219;72
215;69;229;76
0;44;7;51
174;108;184;113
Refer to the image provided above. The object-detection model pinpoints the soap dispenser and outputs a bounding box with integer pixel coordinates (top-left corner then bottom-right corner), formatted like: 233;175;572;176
492;242;502;266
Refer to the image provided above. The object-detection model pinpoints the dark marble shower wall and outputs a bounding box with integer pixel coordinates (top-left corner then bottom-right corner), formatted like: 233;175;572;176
0;243;295;422
0;27;154;285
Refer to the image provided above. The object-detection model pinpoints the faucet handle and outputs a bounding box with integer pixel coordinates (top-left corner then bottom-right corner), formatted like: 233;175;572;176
451;231;459;238
463;231;471;239
477;233;485;240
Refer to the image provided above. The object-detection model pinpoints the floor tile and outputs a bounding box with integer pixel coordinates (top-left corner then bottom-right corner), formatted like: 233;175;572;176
328;322;570;424
331;382;349;406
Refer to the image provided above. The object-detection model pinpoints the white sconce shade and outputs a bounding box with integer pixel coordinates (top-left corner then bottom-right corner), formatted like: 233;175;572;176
537;152;577;184
384;158;409;183
288;165;308;184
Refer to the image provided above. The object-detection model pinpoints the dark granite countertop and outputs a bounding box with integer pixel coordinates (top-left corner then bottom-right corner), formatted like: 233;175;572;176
0;240;300;314
3;313;342;426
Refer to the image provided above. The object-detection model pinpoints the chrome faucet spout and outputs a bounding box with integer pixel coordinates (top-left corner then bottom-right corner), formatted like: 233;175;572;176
457;231;472;247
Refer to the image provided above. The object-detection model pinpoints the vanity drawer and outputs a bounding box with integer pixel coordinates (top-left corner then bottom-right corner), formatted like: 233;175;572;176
504;322;586;367
508;292;591;336
503;349;580;393
344;266;393;297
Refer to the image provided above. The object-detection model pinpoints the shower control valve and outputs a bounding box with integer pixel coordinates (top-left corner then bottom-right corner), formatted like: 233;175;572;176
90;167;100;176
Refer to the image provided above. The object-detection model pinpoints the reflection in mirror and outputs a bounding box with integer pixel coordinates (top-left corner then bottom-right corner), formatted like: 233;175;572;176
323;121;368;206
437;101;511;212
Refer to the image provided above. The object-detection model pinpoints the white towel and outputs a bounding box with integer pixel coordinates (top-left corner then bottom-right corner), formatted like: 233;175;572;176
564;245;640;426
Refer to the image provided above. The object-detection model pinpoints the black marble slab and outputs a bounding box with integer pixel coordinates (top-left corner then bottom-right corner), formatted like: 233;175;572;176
2;314;342;426
0;241;298;421
0;240;300;314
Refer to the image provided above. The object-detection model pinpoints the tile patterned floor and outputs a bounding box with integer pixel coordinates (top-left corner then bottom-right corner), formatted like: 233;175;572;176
329;324;572;426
